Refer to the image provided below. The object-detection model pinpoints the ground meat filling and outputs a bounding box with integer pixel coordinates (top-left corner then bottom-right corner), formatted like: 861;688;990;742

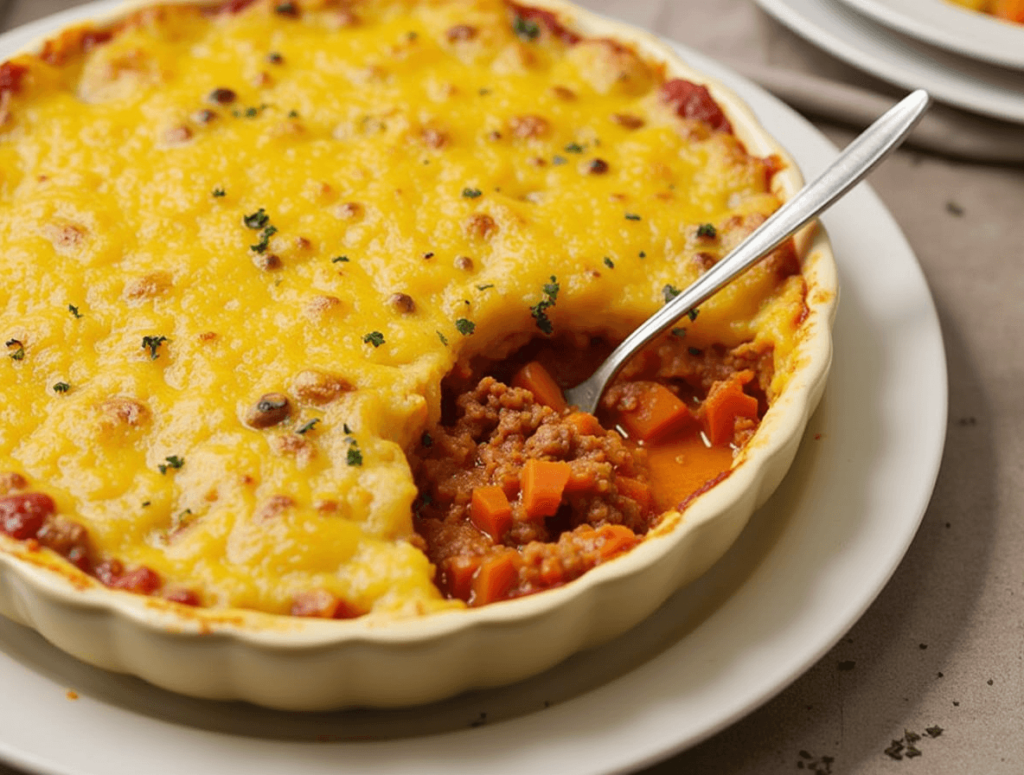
413;377;655;605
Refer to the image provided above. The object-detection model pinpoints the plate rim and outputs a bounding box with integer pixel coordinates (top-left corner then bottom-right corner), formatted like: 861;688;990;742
0;5;947;775
756;0;1024;124
835;0;1024;70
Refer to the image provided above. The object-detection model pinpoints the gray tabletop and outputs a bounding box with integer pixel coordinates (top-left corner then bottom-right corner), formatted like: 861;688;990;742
1;1;1022;773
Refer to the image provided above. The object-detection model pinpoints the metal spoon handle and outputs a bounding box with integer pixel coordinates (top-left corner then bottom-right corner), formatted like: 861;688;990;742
564;89;931;414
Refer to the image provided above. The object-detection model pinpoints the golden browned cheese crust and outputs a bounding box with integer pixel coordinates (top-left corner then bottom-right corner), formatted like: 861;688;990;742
0;0;806;617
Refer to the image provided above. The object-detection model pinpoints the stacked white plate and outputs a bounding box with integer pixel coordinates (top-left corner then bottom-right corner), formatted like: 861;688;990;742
756;0;1024;124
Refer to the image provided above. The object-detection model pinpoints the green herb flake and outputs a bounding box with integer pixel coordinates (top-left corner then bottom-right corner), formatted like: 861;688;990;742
564;142;584;153
513;14;540;40
688;308;700;322
158;455;185;475
462;187;483;199
602;257;614;269
662;284;681;304
688;346;702;356
363;331;385;348
52;382;70;394
421;431;433;447
343;423;353;434
530;276;560;335
455;318;476;336
212;187;226;198
552;155;568;166
346;441;364;467
638;250;646;258
624;212;642;221
671;327;686;338
696;223;717;239
142;501;151;508
296;418;320;435
244;208;270;230
476;283;494;291
5;339;24;361
437;330;449;347
141;335;169;360
287;109;299;119
331;255;350;263
925;726;944;738
68;304;83;319
250;225;277;253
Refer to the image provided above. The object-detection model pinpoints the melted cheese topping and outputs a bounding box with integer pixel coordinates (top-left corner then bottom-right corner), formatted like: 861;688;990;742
0;0;803;616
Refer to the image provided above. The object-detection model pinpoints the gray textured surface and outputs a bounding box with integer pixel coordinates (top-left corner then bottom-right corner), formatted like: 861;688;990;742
1;1;1022;773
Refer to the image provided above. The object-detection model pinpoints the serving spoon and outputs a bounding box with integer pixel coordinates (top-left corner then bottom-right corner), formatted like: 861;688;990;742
563;89;931;415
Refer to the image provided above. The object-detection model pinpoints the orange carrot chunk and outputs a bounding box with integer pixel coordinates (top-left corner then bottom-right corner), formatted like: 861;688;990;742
444;556;481;602
614;476;654;514
616;383;693;442
472;552;518;606
565;411;604;437
512;361;568;412
703;376;759;446
521;459;572;520
595;524;639;559
470;486;513;540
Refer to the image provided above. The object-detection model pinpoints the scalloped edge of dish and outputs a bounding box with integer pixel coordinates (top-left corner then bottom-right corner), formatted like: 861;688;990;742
0;0;837;710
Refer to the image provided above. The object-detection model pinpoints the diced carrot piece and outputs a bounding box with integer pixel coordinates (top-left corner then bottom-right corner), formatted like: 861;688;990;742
595;524;639;559
521;459;572;519
565;411;604;437
615;383;693;442
470;486;513;540
614;476;654;514
472;552;518;606
444;556;481;602
512;361;568;412
703;376;759;446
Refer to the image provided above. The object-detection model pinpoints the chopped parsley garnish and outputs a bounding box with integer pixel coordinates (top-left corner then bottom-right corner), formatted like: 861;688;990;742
212;187;226;198
343;423;353;434
331;255;350;263
513;14;540;40
436;330;449;346
296;418;320;435
68;304;83;318
5;339;24;361
275;2;299;16
455;318;476;336
530;275;560;335
696;223;717;239
244;208;270;229
671;327;687;338
158;455;185;474
476;283;494;291
363;331;385;347
287;109;299;119
421;431;433;447
639;250;647;258
687;346;702;356
564;142;584;153
141;335;169;360
346;440;363;467
603;257;614;269
624;212;642;221
52;382;70;393
662;284;681;303
250;225;277;253
142;501;151;508
462;187;482;199
552;155;568;166
267;52;284;64
688;308;700;322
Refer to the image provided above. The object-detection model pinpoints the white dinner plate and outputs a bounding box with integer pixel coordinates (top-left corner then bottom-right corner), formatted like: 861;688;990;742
757;0;1024;124
836;0;1024;71
0;5;946;775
